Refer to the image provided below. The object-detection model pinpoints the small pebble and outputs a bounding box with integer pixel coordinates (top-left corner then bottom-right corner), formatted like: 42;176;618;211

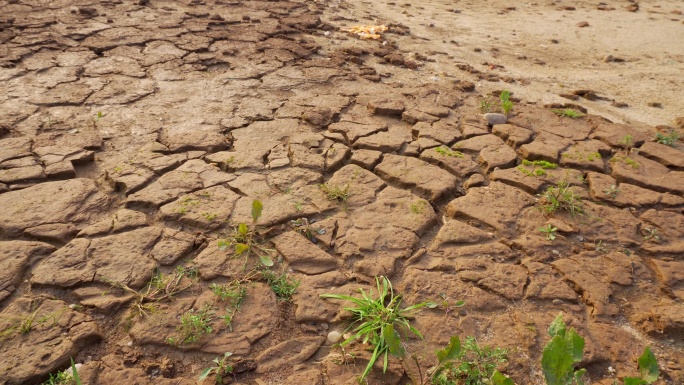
327;331;342;344
484;113;507;125
603;54;614;62
127;340;134;347
552;250;560;255
577;21;590;27
553;299;563;305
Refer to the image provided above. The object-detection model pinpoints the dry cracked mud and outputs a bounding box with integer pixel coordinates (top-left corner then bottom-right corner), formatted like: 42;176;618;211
1;0;683;384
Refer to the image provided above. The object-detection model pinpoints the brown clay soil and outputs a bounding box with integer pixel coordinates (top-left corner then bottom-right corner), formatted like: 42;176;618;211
1;0;684;384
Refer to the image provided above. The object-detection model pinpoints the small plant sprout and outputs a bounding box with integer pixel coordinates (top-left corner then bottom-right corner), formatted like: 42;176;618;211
435;146;464;158
71;358;82;385
319;182;351;203
210;280;247;330
217;199;275;267
619;134;634;151
541;313;586;385
623;346;659;385
169;305;214;346
539;180;584;217
654;129;679;147
641;227;661;243
480;98;493;113
540;224;558;241
199;352;234;385
603;184;620;198
430;293;466;318
432;336;508;385
500;90;513;115
261;269;300;301
320;276;430;382
552;108;585;118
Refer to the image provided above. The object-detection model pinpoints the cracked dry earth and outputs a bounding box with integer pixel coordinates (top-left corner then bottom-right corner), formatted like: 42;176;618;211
1;0;684;384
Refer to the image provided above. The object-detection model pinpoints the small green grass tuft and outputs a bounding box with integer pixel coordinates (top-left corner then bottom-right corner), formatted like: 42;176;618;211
199;352;234;385
539;180;584;217
261;269;300;301
319;182;351;203
168;305;214;345
655;130;679;146
435;146;464;158
539;224;558;241
552;108;585;118
431;336;508;385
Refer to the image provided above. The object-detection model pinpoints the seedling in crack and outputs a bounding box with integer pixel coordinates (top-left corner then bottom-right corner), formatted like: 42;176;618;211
199;352;234;385
641;227;661;243
619;134;634;151
541;313;586;385
432;336;508;385
261;269;300;301
320;182;351;203
539;180;584;217
540;224;558;241
603;184;620;198
168;304;214;346
500;90;513;116
552;108;585;118
320;276;429;383
217;199;275;267
654;130;679;147
102;268;192;331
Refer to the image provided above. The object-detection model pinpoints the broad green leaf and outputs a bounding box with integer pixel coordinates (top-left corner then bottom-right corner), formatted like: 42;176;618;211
542;335;575;385
637;346;659;383
382;324;404;357
425;301;439;309
453;300;466;307
198;367;213;382
223;352;233;359
259;253;274;267
251;199;263;223
234;243;249;255
217;240;229;251
500;90;510;102
238;223;248;236
568;329;585;362
624;378;648;385
491;371;515;385
574;368;587;385
548;313;567;337
436;335;461;364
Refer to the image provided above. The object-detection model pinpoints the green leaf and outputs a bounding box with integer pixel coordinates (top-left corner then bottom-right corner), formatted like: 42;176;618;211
637;346;659;383
251;199;263;223
238;223;248;236
234;243;249;255
259;253;274;267
453;299;466;307
541;335;576;385
436;335;461;364
425;301;439;309
500;90;510;102
548;313;567;337
491;371;515;385
217;240;229;251
574;368;587;385
382;324;404;357
71;358;82;385
198;367;214;382
568;329;585;362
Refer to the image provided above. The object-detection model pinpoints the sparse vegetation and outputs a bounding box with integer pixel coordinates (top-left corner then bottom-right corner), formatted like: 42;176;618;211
610;155;640;169
1;301;64;340
319;182;351;203
410;200;428;214
603;184;620;198
320;276;429;382
435;146;464;158
480;98;494;113
217;199;275;267
432;336;508;385
641;227;661;243
210;281;247;330
430;293;465;318
624;346;659;385
540;224;558;241
655;130;679;147
261;269;300;301
539;180;584;217
199;352;234;385
552;109;585;118
619;134;634;151
168;304;214;346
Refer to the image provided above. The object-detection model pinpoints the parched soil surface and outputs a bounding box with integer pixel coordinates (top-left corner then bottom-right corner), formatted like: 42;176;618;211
1;0;684;384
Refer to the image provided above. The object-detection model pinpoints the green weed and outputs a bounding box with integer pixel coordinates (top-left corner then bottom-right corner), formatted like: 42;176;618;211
641;228;661;243
552;109;585;118
320;276;429;382
610;155;639;169
432;336;508;385
539;181;584;217
435;146;464;158
217;199;275;267
619;134;634;150
522;159;558;169
410;200;428;214
42;369;73;385
199;352;234;385
603;184;620;198
169;305;214;345
624;346;659;385
0;302;64;340
319;182;351;203
655;130;679;147
540;224;558;241
261;269;300;302
480;99;494;113
429;293;465;318
500;90;513;115
541;313;586;385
